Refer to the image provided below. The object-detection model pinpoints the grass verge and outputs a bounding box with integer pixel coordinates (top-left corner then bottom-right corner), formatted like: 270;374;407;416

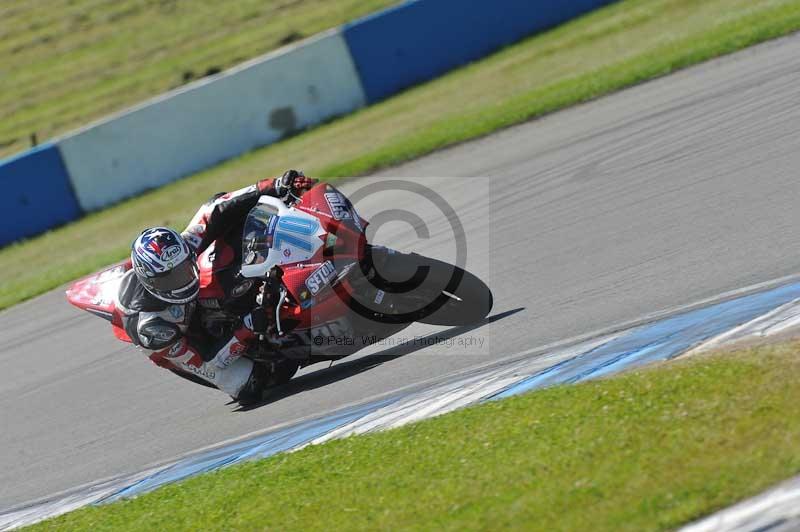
30;342;800;531
0;0;396;158
3;0;800;310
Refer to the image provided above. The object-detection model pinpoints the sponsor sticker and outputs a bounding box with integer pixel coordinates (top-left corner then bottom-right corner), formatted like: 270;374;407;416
229;342;246;357
325;233;338;249
168;305;184;320
90;289;113;306
144;324;177;342
184;361;215;380
161;245;182;262
199;298;221;309
183;225;204;248
305;260;337;295
352;213;363;232
168;339;186;356
231;280;254;298
324;192;352;220
374;289;386;305
200;250;215;269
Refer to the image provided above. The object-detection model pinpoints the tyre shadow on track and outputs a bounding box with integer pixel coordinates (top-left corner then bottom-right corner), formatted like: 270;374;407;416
236;307;525;411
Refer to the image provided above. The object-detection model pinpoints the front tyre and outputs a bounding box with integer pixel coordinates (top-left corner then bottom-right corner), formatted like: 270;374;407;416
415;265;493;326
367;250;493;326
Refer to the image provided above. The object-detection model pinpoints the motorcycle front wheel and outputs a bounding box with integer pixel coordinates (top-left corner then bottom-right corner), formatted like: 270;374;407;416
367;250;493;327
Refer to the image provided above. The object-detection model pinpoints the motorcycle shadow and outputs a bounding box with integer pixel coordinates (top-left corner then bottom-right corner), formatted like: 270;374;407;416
235;307;525;411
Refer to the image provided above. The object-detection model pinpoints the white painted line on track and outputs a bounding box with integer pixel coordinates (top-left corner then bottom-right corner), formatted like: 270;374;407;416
4;272;800;530
680;475;800;532
308;335;620;444
686;298;800;355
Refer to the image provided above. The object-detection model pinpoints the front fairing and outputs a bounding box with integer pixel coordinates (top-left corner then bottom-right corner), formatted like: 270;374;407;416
240;183;368;323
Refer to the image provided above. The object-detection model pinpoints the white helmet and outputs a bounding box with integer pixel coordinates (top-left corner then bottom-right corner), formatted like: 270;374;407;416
131;227;199;304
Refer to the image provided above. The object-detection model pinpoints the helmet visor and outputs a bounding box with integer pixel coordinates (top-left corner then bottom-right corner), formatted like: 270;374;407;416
141;258;199;302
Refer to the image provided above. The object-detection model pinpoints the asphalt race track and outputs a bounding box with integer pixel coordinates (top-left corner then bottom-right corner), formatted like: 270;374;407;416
2;34;800;510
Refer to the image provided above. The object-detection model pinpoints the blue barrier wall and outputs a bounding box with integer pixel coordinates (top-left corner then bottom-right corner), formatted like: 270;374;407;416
343;0;618;103
1;0;618;247
0;144;81;247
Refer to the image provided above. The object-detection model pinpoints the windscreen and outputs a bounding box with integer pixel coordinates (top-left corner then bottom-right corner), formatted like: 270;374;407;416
241;204;279;277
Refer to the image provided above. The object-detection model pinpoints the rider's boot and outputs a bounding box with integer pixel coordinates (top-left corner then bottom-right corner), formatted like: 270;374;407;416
235;363;270;406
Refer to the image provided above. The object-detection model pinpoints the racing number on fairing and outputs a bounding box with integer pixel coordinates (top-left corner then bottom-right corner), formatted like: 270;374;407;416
274;216;319;252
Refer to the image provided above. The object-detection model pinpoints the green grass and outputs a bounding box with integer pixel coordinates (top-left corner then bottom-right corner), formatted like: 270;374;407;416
0;0;397;158
3;0;800;310
30;343;800;531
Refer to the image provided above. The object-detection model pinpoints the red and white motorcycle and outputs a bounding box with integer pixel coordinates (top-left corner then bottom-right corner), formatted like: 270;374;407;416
67;183;493;391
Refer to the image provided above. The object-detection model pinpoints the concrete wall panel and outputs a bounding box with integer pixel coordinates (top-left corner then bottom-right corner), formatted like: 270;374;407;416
59;30;366;212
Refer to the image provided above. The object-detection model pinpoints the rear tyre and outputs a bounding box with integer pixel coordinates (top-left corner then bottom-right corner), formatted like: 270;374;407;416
236;364;270;406
237;360;299;406
269;359;300;386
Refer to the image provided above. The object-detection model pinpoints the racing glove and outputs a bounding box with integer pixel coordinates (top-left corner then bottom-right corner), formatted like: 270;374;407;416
275;170;318;198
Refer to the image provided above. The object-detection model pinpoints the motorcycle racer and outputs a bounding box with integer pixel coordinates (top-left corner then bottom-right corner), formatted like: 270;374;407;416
116;171;317;404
